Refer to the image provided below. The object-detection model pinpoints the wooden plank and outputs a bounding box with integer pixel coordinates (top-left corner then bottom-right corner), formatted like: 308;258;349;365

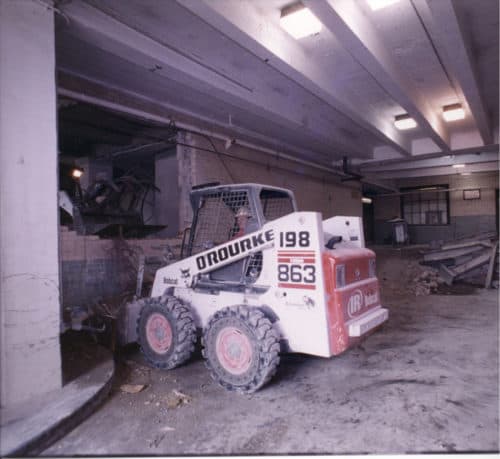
439;264;456;286
439;240;492;251
484;242;499;288
454;253;491;275
423;245;486;262
450;231;497;243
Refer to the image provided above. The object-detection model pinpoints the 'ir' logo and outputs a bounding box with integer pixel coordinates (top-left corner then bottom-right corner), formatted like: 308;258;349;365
347;290;363;318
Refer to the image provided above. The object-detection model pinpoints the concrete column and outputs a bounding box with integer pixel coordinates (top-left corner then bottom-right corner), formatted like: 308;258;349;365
154;149;180;237
0;1;62;406
177;132;195;231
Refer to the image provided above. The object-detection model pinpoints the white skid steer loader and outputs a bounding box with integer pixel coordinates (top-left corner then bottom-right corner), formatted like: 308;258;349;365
118;183;388;393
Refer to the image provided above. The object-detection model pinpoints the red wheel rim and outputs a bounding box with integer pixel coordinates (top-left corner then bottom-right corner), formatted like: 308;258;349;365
146;313;173;354
215;326;253;375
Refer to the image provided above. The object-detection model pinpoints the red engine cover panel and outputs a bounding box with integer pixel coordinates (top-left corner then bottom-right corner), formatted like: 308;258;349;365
323;251;381;356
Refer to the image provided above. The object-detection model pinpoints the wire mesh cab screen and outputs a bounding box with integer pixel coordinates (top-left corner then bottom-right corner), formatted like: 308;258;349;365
260;189;294;222
186;185;295;287
190;190;252;256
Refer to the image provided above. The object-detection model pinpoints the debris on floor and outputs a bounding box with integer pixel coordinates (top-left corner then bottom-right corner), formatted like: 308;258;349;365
378;254;442;297
120;384;147;394
412;267;443;296
420;234;499;289
164;390;192;409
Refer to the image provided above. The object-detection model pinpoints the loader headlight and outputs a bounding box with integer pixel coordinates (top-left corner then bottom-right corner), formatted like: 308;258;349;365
369;258;376;278
336;264;345;288
71;167;84;179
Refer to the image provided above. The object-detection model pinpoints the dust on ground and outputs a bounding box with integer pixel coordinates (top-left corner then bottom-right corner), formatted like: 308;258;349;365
46;246;499;455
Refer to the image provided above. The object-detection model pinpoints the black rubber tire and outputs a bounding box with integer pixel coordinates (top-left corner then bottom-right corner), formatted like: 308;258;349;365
202;306;280;393
137;296;196;370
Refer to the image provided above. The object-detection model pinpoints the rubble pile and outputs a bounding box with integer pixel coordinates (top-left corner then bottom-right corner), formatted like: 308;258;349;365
419;233;499;289
379;257;445;297
412;267;445;296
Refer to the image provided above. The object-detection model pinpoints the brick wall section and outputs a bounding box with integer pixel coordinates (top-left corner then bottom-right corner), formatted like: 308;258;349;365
394;171;498;217
59;227;183;310
373;171;499;243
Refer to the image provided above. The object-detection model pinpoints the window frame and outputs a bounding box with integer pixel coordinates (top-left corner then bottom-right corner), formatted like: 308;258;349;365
400;184;450;226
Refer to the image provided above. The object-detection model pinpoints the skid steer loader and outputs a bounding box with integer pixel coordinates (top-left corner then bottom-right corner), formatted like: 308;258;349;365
119;183;388;393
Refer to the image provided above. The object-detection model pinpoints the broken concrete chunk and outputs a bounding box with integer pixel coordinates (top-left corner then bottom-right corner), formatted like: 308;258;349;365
120;384;146;394
164;389;192;408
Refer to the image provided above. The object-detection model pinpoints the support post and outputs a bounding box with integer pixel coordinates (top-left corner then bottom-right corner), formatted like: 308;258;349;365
0;1;62;406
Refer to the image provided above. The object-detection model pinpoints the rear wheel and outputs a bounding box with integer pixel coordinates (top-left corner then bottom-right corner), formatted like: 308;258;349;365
202;306;280;393
137;296;196;369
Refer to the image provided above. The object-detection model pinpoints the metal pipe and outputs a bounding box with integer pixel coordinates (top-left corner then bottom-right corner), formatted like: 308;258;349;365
58;87;341;176
375;185;497;198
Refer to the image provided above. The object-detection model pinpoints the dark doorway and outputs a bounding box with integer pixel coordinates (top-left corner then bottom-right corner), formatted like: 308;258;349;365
496;188;499;234
363;200;375;244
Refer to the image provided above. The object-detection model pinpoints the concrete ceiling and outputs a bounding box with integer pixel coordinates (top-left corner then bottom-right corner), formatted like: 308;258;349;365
55;0;499;179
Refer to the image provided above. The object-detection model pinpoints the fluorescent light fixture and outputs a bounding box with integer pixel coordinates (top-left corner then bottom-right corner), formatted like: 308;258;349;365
442;103;465;122
394;114;417;130
280;2;322;39
461;172;472;176
71;167;84;179
367;0;400;11
362;197;373;204
452;164;465;168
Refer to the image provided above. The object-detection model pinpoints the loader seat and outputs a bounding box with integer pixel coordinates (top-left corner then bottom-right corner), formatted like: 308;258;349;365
209;216;259;284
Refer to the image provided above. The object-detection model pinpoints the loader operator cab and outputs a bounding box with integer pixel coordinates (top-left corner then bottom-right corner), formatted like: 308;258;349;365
184;183;296;287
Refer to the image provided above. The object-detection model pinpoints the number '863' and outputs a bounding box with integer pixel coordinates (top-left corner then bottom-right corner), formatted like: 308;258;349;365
278;264;316;283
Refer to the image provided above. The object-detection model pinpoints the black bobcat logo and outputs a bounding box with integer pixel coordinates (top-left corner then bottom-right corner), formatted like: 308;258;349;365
180;268;191;279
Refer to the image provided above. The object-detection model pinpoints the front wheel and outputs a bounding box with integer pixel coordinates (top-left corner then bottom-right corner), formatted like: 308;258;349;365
137;296;196;370
202;306;280;393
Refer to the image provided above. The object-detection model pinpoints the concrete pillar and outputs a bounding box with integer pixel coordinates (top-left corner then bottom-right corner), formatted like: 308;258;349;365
154;149;179;237
177;132;195;231
0;1;62;406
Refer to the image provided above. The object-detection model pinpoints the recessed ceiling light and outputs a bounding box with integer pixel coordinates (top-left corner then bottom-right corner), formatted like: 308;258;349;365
442;103;465;122
452;164;465;168
280;2;322;39
394;114;417;130
367;0;400;11
362;197;373;204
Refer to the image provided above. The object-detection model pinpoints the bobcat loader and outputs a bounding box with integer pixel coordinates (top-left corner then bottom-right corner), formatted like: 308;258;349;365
119;183;388;393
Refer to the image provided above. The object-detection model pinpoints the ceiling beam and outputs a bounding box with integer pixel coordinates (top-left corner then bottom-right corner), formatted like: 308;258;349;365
361;178;398;193
305;0;451;152
360;151;499;172
366;161;498;179
58;1;365;160
355;142;499;169
412;0;493;146
177;0;411;156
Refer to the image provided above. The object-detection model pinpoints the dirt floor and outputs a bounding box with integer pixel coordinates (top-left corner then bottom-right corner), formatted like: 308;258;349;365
43;247;499;455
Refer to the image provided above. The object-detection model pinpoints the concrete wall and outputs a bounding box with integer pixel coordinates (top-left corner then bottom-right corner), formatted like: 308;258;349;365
0;2;62;406
373;171;499;244
179;132;362;225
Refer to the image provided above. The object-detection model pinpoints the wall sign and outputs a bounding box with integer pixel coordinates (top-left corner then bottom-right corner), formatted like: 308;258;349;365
463;189;481;200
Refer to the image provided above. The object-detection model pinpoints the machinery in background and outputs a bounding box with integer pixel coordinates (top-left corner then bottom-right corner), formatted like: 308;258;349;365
59;164;165;237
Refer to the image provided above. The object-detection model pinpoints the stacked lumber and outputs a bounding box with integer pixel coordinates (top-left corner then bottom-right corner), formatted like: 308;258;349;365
421;234;499;288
